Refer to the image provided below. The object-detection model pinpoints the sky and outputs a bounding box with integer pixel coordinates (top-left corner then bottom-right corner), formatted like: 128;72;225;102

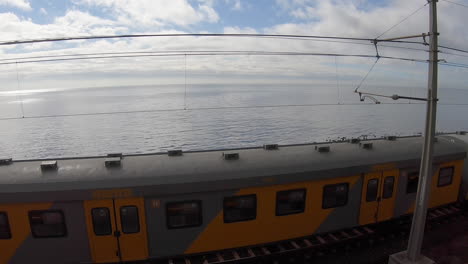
0;0;466;100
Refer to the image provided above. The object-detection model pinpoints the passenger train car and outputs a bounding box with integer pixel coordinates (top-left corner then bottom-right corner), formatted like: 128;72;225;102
1;133;468;263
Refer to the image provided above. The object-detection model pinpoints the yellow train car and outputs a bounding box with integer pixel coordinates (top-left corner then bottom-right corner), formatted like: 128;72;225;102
0;133;467;263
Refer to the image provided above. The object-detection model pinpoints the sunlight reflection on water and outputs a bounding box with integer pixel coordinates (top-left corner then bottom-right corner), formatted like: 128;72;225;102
0;84;466;160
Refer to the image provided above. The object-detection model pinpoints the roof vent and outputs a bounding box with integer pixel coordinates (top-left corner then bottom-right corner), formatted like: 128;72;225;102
168;150;183;156
0;158;12;166
41;160;58;171
315;146;330;153
361;143;373;150
385;136;397;141
107;153;123;158
223;152;239;160
105;157;121;168
456;131;466;135
349;138;360;144
263;144;279;150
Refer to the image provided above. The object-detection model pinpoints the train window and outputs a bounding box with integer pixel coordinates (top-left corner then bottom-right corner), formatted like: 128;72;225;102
224;195;256;223
366;179;379;202
438;167;454;187
0;212;11;239
382;176;395;199
223;194;257;223
120;206;140;234
166;201;202;229
29;210;67;238
322;183;349;209
276;189;306;216
92;208;112;236
406;171;419;194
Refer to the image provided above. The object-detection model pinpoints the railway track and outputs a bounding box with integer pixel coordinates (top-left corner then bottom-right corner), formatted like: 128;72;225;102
151;203;467;264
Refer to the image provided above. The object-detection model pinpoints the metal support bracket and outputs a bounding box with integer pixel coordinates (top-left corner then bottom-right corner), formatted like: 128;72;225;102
373;39;380;58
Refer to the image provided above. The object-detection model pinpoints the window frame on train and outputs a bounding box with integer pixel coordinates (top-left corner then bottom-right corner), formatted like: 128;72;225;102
366;178;379;202
276;189;307;216
29;210;67;238
91;207;113;236
223;194;257;223
438;166;454;187
166;200;202;229
322;183;349;209
406;171;420;194
382;176;395;199
0;211;12;239
120;206;140;234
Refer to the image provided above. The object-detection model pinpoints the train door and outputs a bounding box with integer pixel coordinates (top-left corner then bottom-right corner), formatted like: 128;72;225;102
84;197;148;263
359;169;399;225
377;170;399;221
359;172;381;225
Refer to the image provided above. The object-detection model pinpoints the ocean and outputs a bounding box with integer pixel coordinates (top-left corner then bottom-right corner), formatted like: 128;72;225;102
0;84;467;160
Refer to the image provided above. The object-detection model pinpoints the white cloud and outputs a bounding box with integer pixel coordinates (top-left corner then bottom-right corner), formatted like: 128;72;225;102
225;0;243;11
54;10;117;31
39;7;47;15
272;0;466;46
76;0;219;27
0;10;126;44
0;0;31;11
0;0;465;97
223;26;257;34
275;0;313;11
233;0;242;10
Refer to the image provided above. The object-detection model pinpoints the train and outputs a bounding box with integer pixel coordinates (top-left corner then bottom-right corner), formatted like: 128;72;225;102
1;132;468;264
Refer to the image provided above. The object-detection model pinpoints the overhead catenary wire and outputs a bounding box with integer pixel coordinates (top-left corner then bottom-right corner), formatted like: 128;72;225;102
355;58;468;104
0;51;428;66
2;101;468;122
15;62;25;118
441;0;468;8
0;33;427;47
354;58;380;93
335;56;341;104
0;66;464;122
439;45;468;54
440;62;468;69
375;2;429;39
184;54;187;110
0;43;431;64
439;50;468;58
0;31;465;123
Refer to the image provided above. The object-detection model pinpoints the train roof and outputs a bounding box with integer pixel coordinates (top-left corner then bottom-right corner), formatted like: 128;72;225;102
0;134;467;203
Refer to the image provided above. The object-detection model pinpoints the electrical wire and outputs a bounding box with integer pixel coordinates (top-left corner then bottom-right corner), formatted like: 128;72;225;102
440;62;468;69
376;2;429;39
0;50;230;62
335;56;341;104
0;33;427;47
0;43;430;64
354;59;468;104
2;101;468;122
184;54;187;110
0;33;462;123
379;44;428;53
439;50;468;58
0;51;428;66
354;58;380;93
441;0;468;8
15;62;25;118
439;45;468;54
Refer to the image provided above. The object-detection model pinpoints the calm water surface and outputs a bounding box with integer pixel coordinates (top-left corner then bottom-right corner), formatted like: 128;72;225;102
0;84;467;160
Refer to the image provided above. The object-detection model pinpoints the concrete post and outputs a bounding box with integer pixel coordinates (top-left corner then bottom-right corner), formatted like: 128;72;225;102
389;0;439;263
